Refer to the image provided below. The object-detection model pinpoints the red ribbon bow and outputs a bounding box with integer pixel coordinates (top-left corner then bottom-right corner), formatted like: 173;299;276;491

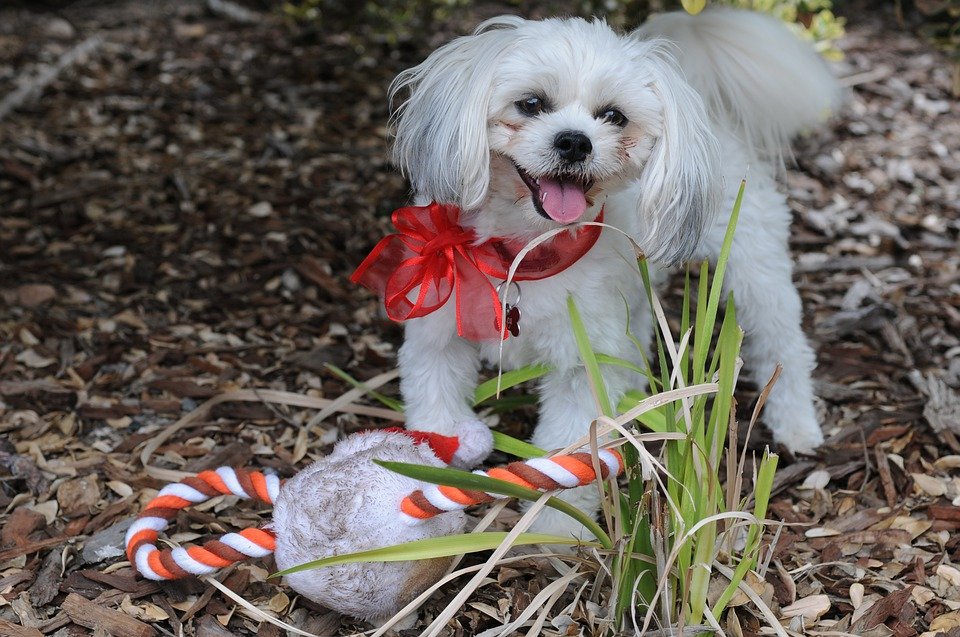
351;202;603;341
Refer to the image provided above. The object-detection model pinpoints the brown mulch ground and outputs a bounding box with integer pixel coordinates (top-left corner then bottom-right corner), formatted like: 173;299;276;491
1;1;959;636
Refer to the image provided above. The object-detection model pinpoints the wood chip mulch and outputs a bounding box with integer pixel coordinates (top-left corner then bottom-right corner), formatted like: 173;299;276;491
1;1;958;636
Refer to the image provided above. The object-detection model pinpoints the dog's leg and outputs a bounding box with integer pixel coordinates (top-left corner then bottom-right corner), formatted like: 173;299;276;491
525;363;642;539
526;367;607;539
719;200;823;453
399;304;483;461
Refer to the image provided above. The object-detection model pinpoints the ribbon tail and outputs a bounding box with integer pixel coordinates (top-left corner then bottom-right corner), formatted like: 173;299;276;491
453;251;504;341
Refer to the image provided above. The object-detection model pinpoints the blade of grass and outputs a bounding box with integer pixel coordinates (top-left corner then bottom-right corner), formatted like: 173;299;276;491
692;179;744;377
474;364;551;406
272;531;592;577
711;450;778;617
375;460;612;548
568;295;613;417
491;431;546;459
618;390;668;432
481;395;539;412
324;363;404;412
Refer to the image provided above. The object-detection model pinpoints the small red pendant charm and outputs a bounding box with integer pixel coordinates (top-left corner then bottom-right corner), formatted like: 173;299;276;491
505;304;521;338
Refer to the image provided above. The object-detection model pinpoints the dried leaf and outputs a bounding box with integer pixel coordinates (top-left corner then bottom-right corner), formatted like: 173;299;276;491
912;586;936;606
850;582;865;609
937;564;960;587
781;594;831;619
890;515;933;540
16;350;57;368
16;284;56;308
247;201;273;218
930;610;960;632
912;472;947;497
265;592;289;614
27;501;58;525
802;469;831;490
934;455;960;471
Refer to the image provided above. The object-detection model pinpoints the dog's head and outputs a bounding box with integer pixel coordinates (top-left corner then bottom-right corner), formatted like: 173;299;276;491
389;16;721;263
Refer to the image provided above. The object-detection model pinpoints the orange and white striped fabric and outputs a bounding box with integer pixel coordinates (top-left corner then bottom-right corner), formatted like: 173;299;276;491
124;467;281;580
399;448;623;524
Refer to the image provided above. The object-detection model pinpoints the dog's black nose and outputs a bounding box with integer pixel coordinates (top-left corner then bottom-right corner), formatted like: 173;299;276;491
554;131;592;163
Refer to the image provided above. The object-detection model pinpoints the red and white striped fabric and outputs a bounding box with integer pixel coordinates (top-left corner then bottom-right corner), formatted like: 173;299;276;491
399;448;624;524
124;467;281;580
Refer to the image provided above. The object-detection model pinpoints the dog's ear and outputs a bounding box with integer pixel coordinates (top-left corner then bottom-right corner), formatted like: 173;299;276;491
631;42;722;265
389;18;521;210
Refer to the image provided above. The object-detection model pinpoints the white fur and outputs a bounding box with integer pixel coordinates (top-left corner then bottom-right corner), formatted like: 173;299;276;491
389;8;841;538
272;431;466;626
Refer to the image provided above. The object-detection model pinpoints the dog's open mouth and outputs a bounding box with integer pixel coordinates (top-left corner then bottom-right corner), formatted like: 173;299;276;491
515;164;594;224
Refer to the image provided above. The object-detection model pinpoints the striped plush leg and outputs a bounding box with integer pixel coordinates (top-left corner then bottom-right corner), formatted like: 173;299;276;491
124;467;281;580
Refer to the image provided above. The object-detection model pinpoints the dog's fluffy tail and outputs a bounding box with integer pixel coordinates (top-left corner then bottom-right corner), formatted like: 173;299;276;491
636;7;843;160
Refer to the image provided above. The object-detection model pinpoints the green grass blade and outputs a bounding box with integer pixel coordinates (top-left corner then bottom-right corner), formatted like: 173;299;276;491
596;353;647;375
325;363;404;413
376;460;538;500
474;364;551;406
617;390;668;433
711;451;779;617
376;460;612;548
272;531;593;577
568;295;613;417
492;431;546;459
693;179;745;377
481;395;539;412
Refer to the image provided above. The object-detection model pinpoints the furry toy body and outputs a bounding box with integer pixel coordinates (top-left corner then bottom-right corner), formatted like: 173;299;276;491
388;8;842;538
271;430;466;627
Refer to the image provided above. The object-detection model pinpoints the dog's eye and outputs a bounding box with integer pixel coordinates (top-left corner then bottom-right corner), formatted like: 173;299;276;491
515;96;544;116
599;108;628;127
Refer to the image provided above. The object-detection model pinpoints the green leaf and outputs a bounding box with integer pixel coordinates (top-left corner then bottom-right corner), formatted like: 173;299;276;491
596;353;647;375
272;531;593;578
567;295;613;417
376;460;613;549
681;0;708;15
711;451;779;617
617;390;668;433
492;431;546;459
694;179;745;378
482;395;539;412
474;365;550;406
325;363;404;413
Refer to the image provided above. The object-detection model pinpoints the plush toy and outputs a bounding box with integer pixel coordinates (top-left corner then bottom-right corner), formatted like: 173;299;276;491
123;422;623;628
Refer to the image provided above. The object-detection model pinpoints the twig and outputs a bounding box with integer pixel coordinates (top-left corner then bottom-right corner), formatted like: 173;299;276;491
205;0;260;24
873;446;898;508
838;66;894;88
0;36;102;122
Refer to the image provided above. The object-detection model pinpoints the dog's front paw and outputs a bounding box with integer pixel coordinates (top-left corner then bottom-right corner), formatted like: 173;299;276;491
767;406;824;455
775;424;824;455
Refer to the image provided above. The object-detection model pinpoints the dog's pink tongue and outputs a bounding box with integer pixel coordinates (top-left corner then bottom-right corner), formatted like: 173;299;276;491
539;176;587;223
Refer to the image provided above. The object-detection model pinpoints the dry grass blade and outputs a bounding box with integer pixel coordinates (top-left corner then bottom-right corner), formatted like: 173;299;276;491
139;388;403;481
370;551;575;637
729;364;782;514
641;627;716;636
473;566;582;637
419;494;556;637
203;574;328;637
304;368;400;427
712;562;788;637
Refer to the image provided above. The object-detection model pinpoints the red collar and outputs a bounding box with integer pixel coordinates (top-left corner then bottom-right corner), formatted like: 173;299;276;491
351;202;603;341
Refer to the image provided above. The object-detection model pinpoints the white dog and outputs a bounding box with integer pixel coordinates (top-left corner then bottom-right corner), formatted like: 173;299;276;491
360;8;841;537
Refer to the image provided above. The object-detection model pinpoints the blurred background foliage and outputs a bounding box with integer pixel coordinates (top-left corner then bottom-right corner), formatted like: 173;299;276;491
281;0;847;57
